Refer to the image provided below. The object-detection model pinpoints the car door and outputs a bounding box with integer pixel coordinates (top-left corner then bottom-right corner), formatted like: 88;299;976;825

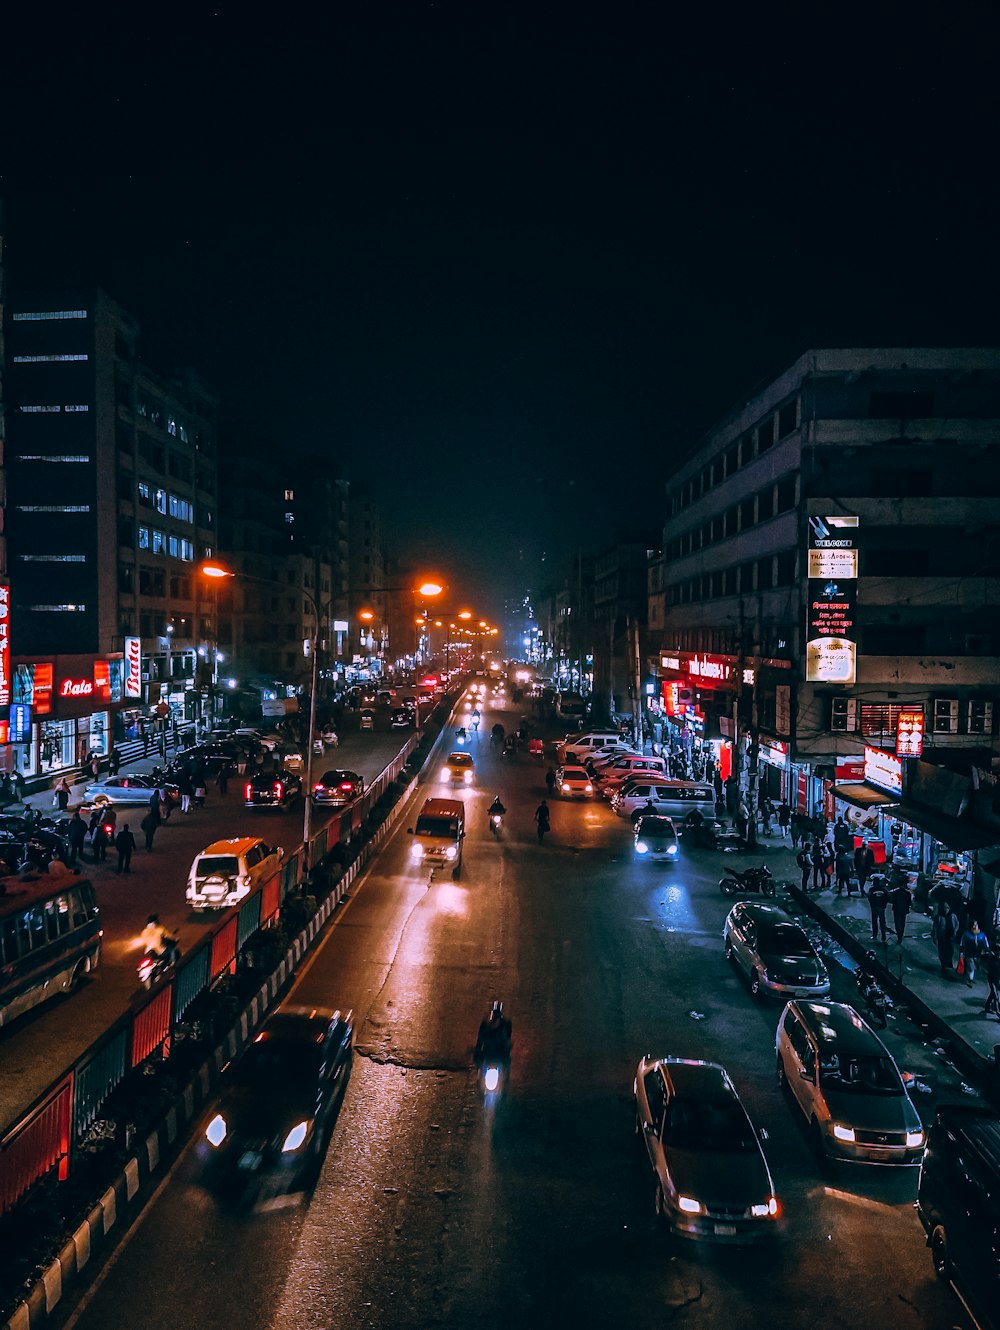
641;1069;668;1180
728;908;749;976
786;1015;817;1118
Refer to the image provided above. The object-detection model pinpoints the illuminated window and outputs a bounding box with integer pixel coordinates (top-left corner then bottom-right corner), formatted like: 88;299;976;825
138;526;150;549
168;535;179;557
168;494;193;522
167;416;177;436
284;489;294;500
285;512;294;523
152;529;166;554
178;424;189;443
12;310;87;321
16;455;90;463
180;540;193;561
17;504;91;512
155;488;167;514
64;404;90;412
12;354;88;363
20;405;61;413
19;554;86;562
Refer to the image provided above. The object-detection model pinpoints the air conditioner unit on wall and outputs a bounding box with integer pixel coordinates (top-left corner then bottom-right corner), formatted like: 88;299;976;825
830;697;857;732
933;698;959;734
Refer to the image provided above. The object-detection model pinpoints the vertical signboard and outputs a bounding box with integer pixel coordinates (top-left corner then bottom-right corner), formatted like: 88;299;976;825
0;582;9;707
124;636;142;698
895;706;925;758
805;515;859;683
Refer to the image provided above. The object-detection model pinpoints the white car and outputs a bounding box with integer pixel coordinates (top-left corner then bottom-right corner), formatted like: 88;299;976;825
593;754;668;796
557;764;594;798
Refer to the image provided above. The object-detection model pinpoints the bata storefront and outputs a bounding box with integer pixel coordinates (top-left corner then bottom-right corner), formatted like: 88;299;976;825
8;655;127;781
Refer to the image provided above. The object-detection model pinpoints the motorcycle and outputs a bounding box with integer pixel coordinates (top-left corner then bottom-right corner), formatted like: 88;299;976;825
855;955;888;1029
456;728;467;745
719;864;776;897
138;937;180;989
489;812;503;839
479;1061;506;1096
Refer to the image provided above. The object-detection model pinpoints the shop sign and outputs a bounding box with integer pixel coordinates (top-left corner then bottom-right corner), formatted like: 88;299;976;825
93;660;112;703
60;676;95;698
660;655;682;672
0;582;10;707
895;706;925;758
662;681;680;714
9;703;31;744
689;654;729;681
805;515;859;684
836;756;865;782
124;636;142;698
775;684;791;736
34;663;53;715
823;779;836;821
864;744;902;795
759;738;789;767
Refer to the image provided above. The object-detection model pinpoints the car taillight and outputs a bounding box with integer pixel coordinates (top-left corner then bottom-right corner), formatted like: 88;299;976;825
245;784;253;799
340;783;352;790
274;782;283;796
102;823;114;836
314;782;324;792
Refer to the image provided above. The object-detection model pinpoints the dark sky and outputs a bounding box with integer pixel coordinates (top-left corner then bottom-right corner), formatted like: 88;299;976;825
4;3;1000;617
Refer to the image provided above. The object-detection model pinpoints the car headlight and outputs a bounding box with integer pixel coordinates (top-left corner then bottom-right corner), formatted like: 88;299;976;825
411;842;424;859
676;1195;705;1215
205;1114;227;1147
832;1123;856;1142
281;1120;311;1153
906;1130;924;1149
751;1197;779;1218
442;768;451;779
585;784;593;793
636;842;649;854
667;844;678;855
445;846;457;860
561;783;569;792
464;771;473;783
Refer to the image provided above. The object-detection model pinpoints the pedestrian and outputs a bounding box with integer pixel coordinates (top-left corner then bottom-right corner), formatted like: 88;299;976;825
790;812;804;849
960;921;990;988
835;846;852;895
797;841;813;893
89;753;101;781
54;775;72;812
109;747;122;776
217;760;231;794
822;841;836;890
142;727;151;757
889;819;904;855
854;841;875;894
932;901;960;973
193;778;207;809
159;791;171;823
140;810;158;852
534;799;551;843
115;823;136;873
12;769;26;803
867;874;890;943
833;816;852;854
736;799;750;842
984;950;1000;1018
889;877;912;943
811;838;825;891
777;800;791;839
66;809;87;867
545;767;557;796
158;731;167;760
90;818;108;863
178;769;193;814
760;800;774;836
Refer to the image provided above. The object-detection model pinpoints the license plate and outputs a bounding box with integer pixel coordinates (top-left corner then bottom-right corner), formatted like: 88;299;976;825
238;1150;263;1171
714;1223;737;1237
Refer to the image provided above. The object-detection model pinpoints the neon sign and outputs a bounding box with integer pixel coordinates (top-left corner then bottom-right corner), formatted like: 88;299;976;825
60;677;95;698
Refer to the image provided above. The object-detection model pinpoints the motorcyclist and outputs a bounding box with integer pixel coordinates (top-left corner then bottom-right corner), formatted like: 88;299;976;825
140;913;178;962
475;1000;512;1065
488;794;507;826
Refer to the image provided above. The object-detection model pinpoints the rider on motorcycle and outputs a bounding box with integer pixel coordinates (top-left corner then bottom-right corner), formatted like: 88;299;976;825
488;794;507;826
475;1000;512;1066
140;913;178;962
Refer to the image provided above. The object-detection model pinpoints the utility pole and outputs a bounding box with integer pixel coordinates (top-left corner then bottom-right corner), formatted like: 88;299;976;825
632;615;643;753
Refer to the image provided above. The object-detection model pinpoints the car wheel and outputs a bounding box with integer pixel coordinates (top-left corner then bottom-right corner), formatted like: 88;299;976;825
70;958;89;990
930;1226;950;1281
750;969;762;998
776;1054;788;1090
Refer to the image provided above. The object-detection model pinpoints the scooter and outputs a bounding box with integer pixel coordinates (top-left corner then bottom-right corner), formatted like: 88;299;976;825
719;864;776;897
138;937;180;989
855;954;888;1029
489;812;503;839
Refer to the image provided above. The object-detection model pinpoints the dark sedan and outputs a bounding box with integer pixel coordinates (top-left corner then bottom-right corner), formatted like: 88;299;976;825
199;1005;353;1203
389;707;413;729
313;769;365;806
243;770;303;809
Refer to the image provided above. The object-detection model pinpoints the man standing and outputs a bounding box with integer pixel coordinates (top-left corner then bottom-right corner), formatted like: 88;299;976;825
833;816;852;854
889;876;912;943
854;841;875;895
115;823;136;874
867;874;890;943
534;800;551;844
797;841;813;893
811;838;826;891
777;800;791;839
66;809;87;867
932;901;960;973
109;747;122;777
835;846;853;896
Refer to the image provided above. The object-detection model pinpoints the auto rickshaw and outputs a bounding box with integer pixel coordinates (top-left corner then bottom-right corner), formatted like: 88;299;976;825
360;709;375;732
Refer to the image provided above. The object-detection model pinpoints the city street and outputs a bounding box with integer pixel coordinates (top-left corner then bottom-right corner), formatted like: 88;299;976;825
0;727;413;1130
54;694;970;1330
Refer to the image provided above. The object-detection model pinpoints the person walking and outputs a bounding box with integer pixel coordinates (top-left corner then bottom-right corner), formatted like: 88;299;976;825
854;841;875;895
833;816;852;854
811;838;826;891
889;877;912;943
178;769;193;814
534;799;551;844
54;776;72;812
797;841;813;893
66;810;87;867
760;799;774;837
867;874;890;942
140;810;158;853
89;752;101;782
960;921;990;988
115;824;136;874
932;901;960;973
90;815;108;864
821;841;836;890
790;812;806;850
835;846;852;895
217;759;231;795
109;747;122;777
142;726;151;757
12;769;26;804
545;767;557;797
983;949;1000;1018
777;800;791;840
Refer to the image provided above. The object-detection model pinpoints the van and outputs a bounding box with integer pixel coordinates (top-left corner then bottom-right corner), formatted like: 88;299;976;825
917;1104;1000;1330
408;798;466;874
611;780;716;822
557;731;626;764
186;837;284;910
775;999;924;1164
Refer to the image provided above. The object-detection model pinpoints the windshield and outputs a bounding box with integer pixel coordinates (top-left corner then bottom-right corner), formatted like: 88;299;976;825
818;1053;903;1095
197;855;240;878
235;1039;319;1091
758;923;813;957
637;817;674;836
416;817;459;838
447;754;472;766
662;1096;758;1152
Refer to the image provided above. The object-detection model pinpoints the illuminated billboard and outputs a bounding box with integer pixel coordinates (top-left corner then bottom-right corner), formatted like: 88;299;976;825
805;515;859;683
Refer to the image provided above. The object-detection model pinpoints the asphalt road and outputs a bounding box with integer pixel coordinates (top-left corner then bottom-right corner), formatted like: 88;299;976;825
54;691;973;1330
0;726;414;1129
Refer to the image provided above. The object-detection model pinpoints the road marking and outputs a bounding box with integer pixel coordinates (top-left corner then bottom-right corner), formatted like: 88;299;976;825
820;1186;903;1216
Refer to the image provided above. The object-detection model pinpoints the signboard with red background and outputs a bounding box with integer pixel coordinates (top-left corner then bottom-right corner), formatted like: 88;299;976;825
895;706;925;758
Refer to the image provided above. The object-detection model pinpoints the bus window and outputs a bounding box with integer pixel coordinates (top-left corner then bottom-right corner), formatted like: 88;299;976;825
44;899;61;943
0;917;16;963
55;895;71;936
70;888;86;929
80;883;98;920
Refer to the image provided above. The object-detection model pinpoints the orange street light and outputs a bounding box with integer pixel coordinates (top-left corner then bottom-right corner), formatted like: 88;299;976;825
418;581;444;597
200;560;234;579
358;609;376;622
457;610;472;620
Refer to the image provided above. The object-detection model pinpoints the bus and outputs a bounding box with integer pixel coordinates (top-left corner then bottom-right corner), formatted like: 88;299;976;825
0;875;102;1028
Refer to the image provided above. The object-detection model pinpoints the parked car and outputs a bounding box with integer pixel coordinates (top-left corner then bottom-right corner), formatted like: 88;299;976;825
633;814;679;862
556;764;594;798
634;1055;779;1241
312;769;365;806
186;837;283;910
82;774;179;808
593;754;668;797
775;999;924;1164
244;770;302;809
612;780;717;823
556;732;626;765
199;1004;353;1202
724;900;830;999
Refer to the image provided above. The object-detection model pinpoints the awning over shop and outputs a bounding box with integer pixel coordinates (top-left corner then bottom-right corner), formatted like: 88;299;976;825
881;802;1000;853
833;783;896;811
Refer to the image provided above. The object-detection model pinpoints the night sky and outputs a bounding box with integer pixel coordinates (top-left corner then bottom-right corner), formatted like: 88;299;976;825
4;4;1000;616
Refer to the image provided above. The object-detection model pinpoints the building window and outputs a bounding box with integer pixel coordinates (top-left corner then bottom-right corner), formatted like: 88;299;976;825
285;489;294;501
724;444;739;477
777;475;797;513
168;494;193;522
152;529;166;555
12;354;88;363
13;309;87;321
285;512;294;523
138;526;150;549
17;504;90;512
776;550;796;584
167;416;178;436
178;424;189;443
871;467;933;497
180;539;194;562
738;434;755;466
757;486;775;521
119;564;134;592
724;506;739;538
739;496;756;529
155;488;168;514
138;481;153;508
168;535;180;558
757;416;775;452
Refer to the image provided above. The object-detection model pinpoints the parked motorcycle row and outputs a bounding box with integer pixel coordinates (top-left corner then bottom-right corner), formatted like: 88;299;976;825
0;812;73;875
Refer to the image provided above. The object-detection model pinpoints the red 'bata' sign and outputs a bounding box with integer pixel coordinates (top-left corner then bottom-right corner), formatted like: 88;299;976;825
0;582;9;707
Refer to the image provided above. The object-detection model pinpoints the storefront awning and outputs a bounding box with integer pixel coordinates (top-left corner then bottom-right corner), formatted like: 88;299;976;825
833;783;897;811
881;802;1000;853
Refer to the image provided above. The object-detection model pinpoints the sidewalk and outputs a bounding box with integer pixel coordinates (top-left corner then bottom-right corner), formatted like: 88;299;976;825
730;832;1000;1090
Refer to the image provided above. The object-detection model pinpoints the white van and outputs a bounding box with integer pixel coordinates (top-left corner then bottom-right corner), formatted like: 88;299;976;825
557;731;626;764
611;780;717;822
408;798;466;874
186;837;284;910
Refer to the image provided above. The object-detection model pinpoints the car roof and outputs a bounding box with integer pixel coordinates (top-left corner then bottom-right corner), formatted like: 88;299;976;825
932;1106;1000;1174
319;769;360;781
656;1058;736;1101
198;837;272;856
635;814;675;832
732;901;795;926
265;1005;349;1043
792;1000;887;1054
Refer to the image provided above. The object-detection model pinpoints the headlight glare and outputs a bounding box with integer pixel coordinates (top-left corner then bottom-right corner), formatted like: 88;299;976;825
281;1120;310;1153
832;1123;856;1142
636;842;649;854
445;846;457;860
667;844;678;855
677;1194;705;1215
906;1130;924;1148
205;1114;227;1147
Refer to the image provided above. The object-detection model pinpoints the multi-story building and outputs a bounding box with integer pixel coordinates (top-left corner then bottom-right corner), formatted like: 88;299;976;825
592;537;657;722
5;290;219;777
651;348;1000;904
347;490;387;668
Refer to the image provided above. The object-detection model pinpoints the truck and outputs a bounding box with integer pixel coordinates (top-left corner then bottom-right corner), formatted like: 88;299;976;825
407;798;466;874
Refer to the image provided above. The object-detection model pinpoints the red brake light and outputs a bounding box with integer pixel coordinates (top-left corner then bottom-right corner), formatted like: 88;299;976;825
273;782;283;796
313;782;324;791
244;784;253;799
340;782;352;790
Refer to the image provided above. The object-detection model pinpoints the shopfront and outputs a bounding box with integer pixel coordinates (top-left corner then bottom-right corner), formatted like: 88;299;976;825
9;655;126;782
757;738;789;802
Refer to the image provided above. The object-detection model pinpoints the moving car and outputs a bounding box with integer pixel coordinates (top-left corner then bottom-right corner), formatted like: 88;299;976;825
442;751;475;785
200;1004;353;1202
389;707;413;729
312;770;365;806
917;1104;1000;1330
557;764;594;798
244;770;302;809
556;731;625;765
633;814;679;862
634;1055;779;1241
186;837;283;910
408;797;465;872
776;999;924;1163
359;709;375;732
82;774;179;808
724;901;830;999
